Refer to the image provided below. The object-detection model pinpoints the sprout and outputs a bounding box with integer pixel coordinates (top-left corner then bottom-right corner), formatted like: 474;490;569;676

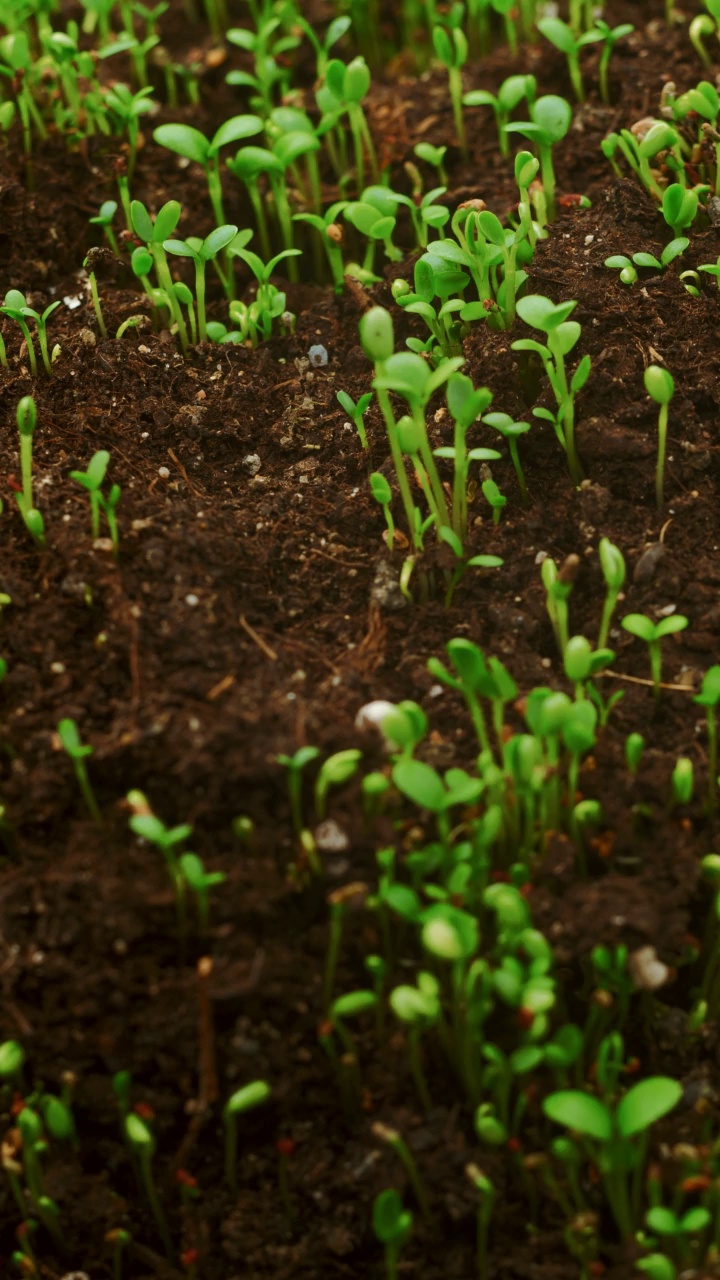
483;412;531;502
620;612;689;696
670;757;693;807
0;1039;24;1085
58;719;101;823
505;95;573;220
594;20;634;103
463;75;535;157
512;295;589;485
314;749;362;820
597;537;626;649
124;1114;172;1256
15;395;44;548
69;450;110;541
625;732;645;775
661;183;699;238
163;224;238;342
178;852;226;933
372;1188;413;1280
223;1081;271;1190
481;477;506;524
537;17;603;103
693;665;720;810
153;116;263;227
372;1122;432;1223
643;365;674;508
414;141;448;183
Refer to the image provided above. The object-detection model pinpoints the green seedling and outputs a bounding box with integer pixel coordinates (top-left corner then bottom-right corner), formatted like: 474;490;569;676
178;852;226;933
98;481;121;558
127;791;191;913
482;477;506;524
372;1188;413;1280
661;183;699;238
636;1254;677;1280
690;2;720;66
693;665;720;810
372;1122;432;1223
620;612;688;697
104;82;154;179
84;253;108;339
15;396;44;548
505;95;573;220
163;224;239;340
670;757;693;807
106;1228;132;1280
594;20;634;103
643;365;674;508
537;17;603;102
432;22;468;157
276;747;321;841
414;141;448;182
337;388;372;448
600;122;680;201
315;749;362;820
0;1040;24;1087
228;246;301;346
541;554;579;658
625;732;645;775
131;200;189;351
69;449;110;540
370;473;395;549
645;1205;710;1266
483;412;531;501
604;254;638;286
2;291;42;377
58;718;101;822
605;234;688;284
464;74;535;157
89;200;120;255
544;1077;682;1238
320;56;378;192
223;1081;271;1191
295;202;349;292
512;294;590;484
563;636;615;699
124;1114;172;1256
466;1164;495;1280
153;117;262;227
597;538;626;648
324;882;369;1009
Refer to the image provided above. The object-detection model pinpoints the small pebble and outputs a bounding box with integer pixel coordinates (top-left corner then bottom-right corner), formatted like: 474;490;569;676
308;343;328;367
158;466;170;479
185;593;199;607
242;453;261;476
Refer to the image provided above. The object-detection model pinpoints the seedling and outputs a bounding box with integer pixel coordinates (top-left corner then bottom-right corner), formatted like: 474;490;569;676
276;747;320;840
228;246;301;346
693;665;720;810
483;412;531;501
620;613;688;696
0;1039;24;1086
463;74;535;157
315;749;362;820
594;20;634;103
466;1164;495;1280
372;1122;432;1223
414;141;448;182
124;1114;172;1256
163;225;238;341
58;718;101;822
153;117;263;227
625;733;645;775
337;388;372;448
372;1188;413;1280
127;791;191;913
482;477;506;524
512;295;590;484
179;852;226;932
597;538;626;649
370;473;395;549
505;95;573;221
541;555;579;659
662;183;699;238
106;1228;131;1280
223;1080;271;1190
295;202;349;292
643;365;674;508
544;1077;682;1238
15;396;45;548
432;23;468;157
69;450;110;540
670;757;693;807
130;200;189;351
537;17;603;102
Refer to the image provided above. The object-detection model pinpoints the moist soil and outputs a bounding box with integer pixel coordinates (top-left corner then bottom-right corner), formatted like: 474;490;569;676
1;2;720;1277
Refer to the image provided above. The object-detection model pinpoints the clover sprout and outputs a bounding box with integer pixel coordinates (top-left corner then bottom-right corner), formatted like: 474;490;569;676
373;1188;413;1280
597;537;626;648
15;395;44;548
179;852;226;933
222;1080;271;1190
124;1114;172;1256
505;95;573;220
154;116;262;227
69;450;110;540
512;295;589;484
296;203;349;292
694;665;720;810
131;199;189;352
0;1039;24;1086
337;388;371;448
541;554;579;660
643;365;674;508
482;477;506;524
315;749;362;820
625;732;645;775
483;412;531;501
466;1165;494;1280
537;17;603;102
621;612;688;696
414;141;448;182
464;75;535;157
58;718;101;823
228;246;301;346
163;224;238;341
594;20;634;103
544;1078;682;1238
670;757;694;807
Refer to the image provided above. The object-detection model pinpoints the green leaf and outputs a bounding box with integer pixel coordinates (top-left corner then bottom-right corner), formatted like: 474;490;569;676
201;224;239;260
543;1090;612;1140
153;122;209;165
153;201;182;243
516;294;557;332
210;114;263;155
644;365;674;405
531;94;572;143
621;613;655;641
571;354;591;392
615;1077;682;1137
392;759;446;813
537;16;577;53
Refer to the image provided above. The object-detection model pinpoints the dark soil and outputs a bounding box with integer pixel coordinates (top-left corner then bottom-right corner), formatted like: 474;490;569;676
1;2;720;1277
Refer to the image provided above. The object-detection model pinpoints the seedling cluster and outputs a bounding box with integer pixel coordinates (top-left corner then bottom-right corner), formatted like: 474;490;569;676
1;0;719;1278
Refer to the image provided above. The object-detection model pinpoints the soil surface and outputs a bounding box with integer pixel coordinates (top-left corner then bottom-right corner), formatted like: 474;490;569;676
1;2;720;1277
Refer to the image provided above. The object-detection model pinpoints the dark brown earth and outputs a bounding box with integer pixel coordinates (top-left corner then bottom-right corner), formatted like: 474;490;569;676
1;1;720;1276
